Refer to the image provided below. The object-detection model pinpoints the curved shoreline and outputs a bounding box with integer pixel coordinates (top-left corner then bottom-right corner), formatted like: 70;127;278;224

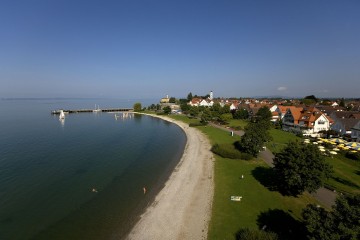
127;114;214;240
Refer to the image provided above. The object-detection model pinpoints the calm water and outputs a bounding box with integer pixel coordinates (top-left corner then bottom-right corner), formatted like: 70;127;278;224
0;99;186;240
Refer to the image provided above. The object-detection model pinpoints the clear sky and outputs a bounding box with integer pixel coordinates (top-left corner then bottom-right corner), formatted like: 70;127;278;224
1;0;359;99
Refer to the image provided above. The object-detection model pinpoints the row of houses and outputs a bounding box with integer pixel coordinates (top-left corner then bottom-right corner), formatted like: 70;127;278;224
188;95;360;141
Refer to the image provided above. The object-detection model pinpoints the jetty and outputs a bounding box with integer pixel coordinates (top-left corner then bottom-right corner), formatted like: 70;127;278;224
51;108;133;115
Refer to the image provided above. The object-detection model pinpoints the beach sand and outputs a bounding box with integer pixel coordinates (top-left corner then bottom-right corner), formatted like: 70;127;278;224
127;115;214;240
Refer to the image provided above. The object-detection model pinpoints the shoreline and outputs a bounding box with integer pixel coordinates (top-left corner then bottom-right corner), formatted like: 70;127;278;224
127;114;214;240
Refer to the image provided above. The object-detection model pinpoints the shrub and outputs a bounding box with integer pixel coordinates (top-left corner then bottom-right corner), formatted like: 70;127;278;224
345;151;360;160
189;122;206;127
211;144;253;160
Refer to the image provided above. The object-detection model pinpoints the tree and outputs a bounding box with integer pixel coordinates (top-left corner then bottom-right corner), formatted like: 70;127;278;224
169;97;176;103
200;108;212;124
255;106;272;130
219;113;233;124
302;204;334;240
133;102;142;112
180;102;190;112
273;141;332;196
238;121;271;157
339;98;346;108
332;194;360;239
189;106;199;117
302;194;360;240
220;104;231;114
302;95;318;105
256;106;272;123
233;109;249;119
187;92;193;101
163;106;171;114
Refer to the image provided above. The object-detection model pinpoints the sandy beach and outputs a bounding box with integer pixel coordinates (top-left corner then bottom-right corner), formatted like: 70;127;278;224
127;115;214;240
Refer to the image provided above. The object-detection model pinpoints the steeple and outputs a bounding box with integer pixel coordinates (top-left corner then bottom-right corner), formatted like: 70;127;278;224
209;91;213;100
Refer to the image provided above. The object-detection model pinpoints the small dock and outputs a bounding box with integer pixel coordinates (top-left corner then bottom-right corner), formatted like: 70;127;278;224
51;108;134;114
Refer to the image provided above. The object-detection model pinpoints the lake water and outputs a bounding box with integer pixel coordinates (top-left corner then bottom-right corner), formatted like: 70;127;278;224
0;99;186;240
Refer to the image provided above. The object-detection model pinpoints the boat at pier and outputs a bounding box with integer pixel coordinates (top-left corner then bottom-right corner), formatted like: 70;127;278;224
59;110;65;120
93;105;101;113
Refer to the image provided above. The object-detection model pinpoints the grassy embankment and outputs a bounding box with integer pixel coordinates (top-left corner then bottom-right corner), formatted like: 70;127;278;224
324;154;360;195
169;115;319;240
258;127;360;195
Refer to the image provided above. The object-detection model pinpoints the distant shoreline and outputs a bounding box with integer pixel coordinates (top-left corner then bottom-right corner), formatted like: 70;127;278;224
127;113;214;239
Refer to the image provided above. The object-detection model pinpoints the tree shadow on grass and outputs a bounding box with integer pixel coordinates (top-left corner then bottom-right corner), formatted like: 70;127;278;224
251;166;299;196
257;209;306;240
251;166;279;192
332;176;360;190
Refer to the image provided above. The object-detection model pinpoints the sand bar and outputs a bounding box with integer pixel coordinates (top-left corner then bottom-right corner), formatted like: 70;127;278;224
127;115;214;240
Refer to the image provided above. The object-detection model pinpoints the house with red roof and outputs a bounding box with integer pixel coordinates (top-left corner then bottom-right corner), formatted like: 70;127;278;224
282;107;333;137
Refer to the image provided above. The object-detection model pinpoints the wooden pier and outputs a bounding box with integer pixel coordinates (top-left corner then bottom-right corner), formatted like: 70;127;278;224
51;108;134;114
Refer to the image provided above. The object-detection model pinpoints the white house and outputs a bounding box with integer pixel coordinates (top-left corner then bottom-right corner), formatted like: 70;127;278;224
282;107;333;137
351;121;360;142
199;99;213;107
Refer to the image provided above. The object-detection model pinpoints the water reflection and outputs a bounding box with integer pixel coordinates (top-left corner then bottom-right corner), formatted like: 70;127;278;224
114;112;136;121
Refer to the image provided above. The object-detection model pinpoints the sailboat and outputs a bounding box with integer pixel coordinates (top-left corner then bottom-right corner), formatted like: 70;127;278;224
59;110;65;119
93;104;101;113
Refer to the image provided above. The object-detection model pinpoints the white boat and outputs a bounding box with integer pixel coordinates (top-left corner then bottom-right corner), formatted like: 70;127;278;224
59;110;65;119
93;104;101;113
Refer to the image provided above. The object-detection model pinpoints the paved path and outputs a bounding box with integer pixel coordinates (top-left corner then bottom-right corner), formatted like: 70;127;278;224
210;122;337;208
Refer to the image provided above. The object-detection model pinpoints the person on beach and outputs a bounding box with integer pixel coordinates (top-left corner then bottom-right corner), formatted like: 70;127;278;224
143;187;146;194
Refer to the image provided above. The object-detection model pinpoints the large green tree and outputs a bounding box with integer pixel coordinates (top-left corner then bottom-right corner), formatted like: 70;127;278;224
256;106;272;122
189;106;199;117
163;106;171;114
133;102;142;112
200;107;212;124
273;141;332;196
302;194;360;240
233;108;249;119
238;121;271;157
255;106;272;130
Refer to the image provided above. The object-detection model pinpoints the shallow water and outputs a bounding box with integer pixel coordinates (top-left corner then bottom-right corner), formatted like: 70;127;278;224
0;99;186;240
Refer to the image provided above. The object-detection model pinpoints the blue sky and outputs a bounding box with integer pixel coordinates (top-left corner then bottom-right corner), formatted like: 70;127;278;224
1;0;359;99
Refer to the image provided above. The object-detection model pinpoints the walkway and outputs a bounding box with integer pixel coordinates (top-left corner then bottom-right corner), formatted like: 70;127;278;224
210;122;337;208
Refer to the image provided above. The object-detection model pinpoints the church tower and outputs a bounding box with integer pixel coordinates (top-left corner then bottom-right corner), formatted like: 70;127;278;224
209;91;213;100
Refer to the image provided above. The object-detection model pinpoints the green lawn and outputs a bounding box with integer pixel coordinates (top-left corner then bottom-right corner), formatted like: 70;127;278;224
209;157;317;240
226;119;248;129
324;153;360;195
167;114;201;125
266;128;301;153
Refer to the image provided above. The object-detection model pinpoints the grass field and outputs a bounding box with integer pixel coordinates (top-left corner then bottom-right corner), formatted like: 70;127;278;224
226;119;248;130
167;115;319;239
266;128;301;153
324;153;360;195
